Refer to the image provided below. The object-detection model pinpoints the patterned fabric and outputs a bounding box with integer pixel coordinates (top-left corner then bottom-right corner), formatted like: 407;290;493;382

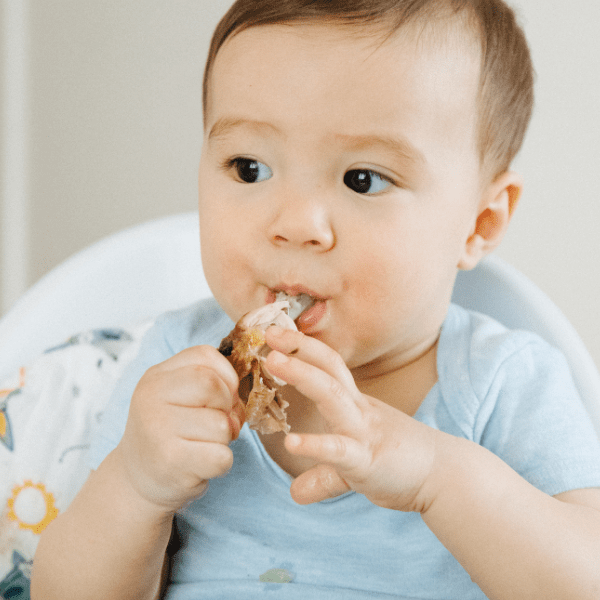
0;321;152;600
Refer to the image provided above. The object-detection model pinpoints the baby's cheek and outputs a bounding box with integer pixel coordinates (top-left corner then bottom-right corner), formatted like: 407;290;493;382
332;283;393;362
345;255;400;317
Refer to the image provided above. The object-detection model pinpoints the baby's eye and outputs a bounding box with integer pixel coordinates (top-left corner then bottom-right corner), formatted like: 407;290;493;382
228;157;273;183
343;169;392;195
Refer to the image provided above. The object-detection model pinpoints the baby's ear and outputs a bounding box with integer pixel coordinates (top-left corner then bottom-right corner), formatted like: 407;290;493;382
458;171;522;271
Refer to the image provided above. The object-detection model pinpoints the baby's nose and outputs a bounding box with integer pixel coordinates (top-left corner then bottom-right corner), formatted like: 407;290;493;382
267;200;335;251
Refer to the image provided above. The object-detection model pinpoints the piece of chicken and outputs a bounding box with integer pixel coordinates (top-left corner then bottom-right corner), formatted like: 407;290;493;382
218;294;316;434
218;301;297;434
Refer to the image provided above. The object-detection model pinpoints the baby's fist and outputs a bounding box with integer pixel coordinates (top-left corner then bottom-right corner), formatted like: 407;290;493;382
117;345;243;512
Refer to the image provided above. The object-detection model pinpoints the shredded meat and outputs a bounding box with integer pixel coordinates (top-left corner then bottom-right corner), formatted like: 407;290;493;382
218;302;295;434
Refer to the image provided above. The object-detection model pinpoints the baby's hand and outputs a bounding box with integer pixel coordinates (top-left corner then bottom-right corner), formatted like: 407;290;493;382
265;327;440;512
116;346;245;513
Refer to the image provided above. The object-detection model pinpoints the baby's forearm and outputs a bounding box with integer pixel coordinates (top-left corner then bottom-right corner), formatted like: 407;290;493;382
31;447;174;600
421;435;600;600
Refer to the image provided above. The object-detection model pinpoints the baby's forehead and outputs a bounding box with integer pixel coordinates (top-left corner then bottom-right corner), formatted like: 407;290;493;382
375;11;483;71
228;13;481;59
207;16;482;115
207;19;482;177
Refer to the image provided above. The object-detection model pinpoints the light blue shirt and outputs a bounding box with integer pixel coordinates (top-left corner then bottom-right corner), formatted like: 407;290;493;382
89;299;600;599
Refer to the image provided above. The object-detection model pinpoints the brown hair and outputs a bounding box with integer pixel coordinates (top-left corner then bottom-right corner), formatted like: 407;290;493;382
202;0;534;182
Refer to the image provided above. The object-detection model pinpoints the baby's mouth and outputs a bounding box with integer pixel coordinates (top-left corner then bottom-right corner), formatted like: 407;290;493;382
274;291;317;321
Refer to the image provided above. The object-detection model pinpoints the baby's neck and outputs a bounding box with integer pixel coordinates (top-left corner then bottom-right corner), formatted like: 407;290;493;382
355;339;438;417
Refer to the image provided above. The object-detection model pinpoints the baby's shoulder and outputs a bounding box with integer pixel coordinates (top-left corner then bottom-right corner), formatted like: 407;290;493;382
441;303;562;382
435;304;571;432
150;297;234;354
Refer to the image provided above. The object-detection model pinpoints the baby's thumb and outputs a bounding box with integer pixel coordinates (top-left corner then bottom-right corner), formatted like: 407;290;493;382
228;396;246;440
289;464;350;505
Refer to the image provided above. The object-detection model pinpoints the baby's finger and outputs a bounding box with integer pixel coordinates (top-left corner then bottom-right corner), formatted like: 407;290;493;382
286;432;369;474
161;365;236;412
154;345;239;398
266;327;355;390
289;463;350;505
229;397;246;440
267;351;362;431
179;439;234;481
170;406;236;444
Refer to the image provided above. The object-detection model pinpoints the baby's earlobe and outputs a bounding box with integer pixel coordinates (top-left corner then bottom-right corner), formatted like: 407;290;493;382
457;233;486;271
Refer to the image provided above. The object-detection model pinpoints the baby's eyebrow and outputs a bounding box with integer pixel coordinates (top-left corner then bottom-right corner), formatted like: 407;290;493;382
208;117;283;142
207;117;426;169
333;132;426;167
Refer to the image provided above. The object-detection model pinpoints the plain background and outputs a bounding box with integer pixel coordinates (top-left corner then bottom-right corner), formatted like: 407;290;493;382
1;0;599;368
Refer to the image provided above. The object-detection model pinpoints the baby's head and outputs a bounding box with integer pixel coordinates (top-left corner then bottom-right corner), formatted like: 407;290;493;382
197;0;534;373
203;0;534;186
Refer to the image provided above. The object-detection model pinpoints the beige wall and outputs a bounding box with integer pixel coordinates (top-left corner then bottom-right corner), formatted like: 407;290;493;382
1;0;230;308
2;0;600;368
495;1;600;368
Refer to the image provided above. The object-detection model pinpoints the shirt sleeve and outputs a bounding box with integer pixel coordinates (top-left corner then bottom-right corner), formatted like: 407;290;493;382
474;339;600;496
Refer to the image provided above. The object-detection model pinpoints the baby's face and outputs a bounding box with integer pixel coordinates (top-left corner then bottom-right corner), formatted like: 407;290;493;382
199;22;484;373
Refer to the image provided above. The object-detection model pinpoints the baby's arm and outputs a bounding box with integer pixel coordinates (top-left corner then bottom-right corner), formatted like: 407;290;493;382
419;436;600;600
265;326;600;600
31;346;243;600
31;453;174;600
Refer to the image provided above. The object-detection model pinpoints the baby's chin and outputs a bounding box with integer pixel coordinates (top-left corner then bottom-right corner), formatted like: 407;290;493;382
329;326;415;373
211;289;259;324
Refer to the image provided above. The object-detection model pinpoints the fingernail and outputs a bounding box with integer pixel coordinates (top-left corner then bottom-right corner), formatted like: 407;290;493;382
268;325;285;338
269;350;290;365
286;433;301;448
228;412;242;440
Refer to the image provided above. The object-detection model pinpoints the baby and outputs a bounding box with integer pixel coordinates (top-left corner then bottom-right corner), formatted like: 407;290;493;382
32;1;600;599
